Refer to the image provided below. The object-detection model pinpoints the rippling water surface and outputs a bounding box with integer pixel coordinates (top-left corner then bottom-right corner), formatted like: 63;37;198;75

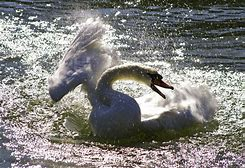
0;0;244;167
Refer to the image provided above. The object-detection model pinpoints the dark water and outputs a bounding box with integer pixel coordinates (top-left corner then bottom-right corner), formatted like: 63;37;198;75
0;0;244;167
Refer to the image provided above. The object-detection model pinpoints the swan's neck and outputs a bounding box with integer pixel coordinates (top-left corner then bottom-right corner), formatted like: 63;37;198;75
96;65;151;102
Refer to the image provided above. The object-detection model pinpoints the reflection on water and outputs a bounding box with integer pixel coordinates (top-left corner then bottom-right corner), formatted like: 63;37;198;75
0;0;244;167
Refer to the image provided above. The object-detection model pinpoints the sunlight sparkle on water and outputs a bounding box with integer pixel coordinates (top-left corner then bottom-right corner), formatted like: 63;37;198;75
0;2;244;167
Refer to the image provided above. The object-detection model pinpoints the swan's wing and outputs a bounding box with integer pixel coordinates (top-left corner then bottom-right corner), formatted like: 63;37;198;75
137;84;217;131
48;19;120;101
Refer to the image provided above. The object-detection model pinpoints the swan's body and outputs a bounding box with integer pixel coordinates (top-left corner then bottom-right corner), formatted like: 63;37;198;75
49;19;216;139
89;71;141;137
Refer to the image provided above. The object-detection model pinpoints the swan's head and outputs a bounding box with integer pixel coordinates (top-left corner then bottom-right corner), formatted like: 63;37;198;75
133;66;174;99
146;72;174;99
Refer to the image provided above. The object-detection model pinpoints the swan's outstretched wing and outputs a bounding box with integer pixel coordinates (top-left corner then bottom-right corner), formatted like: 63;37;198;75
48;19;120;101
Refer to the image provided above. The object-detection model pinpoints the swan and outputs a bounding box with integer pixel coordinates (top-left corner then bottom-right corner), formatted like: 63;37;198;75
48;18;216;139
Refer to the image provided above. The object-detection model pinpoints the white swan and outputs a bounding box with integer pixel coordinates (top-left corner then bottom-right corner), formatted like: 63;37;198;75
49;18;216;139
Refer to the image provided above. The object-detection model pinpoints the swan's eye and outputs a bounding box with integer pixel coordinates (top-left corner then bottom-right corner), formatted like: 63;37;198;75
147;73;163;80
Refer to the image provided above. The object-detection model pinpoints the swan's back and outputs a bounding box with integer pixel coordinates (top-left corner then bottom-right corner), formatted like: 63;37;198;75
48;18;120;101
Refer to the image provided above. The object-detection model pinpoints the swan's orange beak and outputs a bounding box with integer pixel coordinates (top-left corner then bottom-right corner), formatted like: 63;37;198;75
151;79;174;99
